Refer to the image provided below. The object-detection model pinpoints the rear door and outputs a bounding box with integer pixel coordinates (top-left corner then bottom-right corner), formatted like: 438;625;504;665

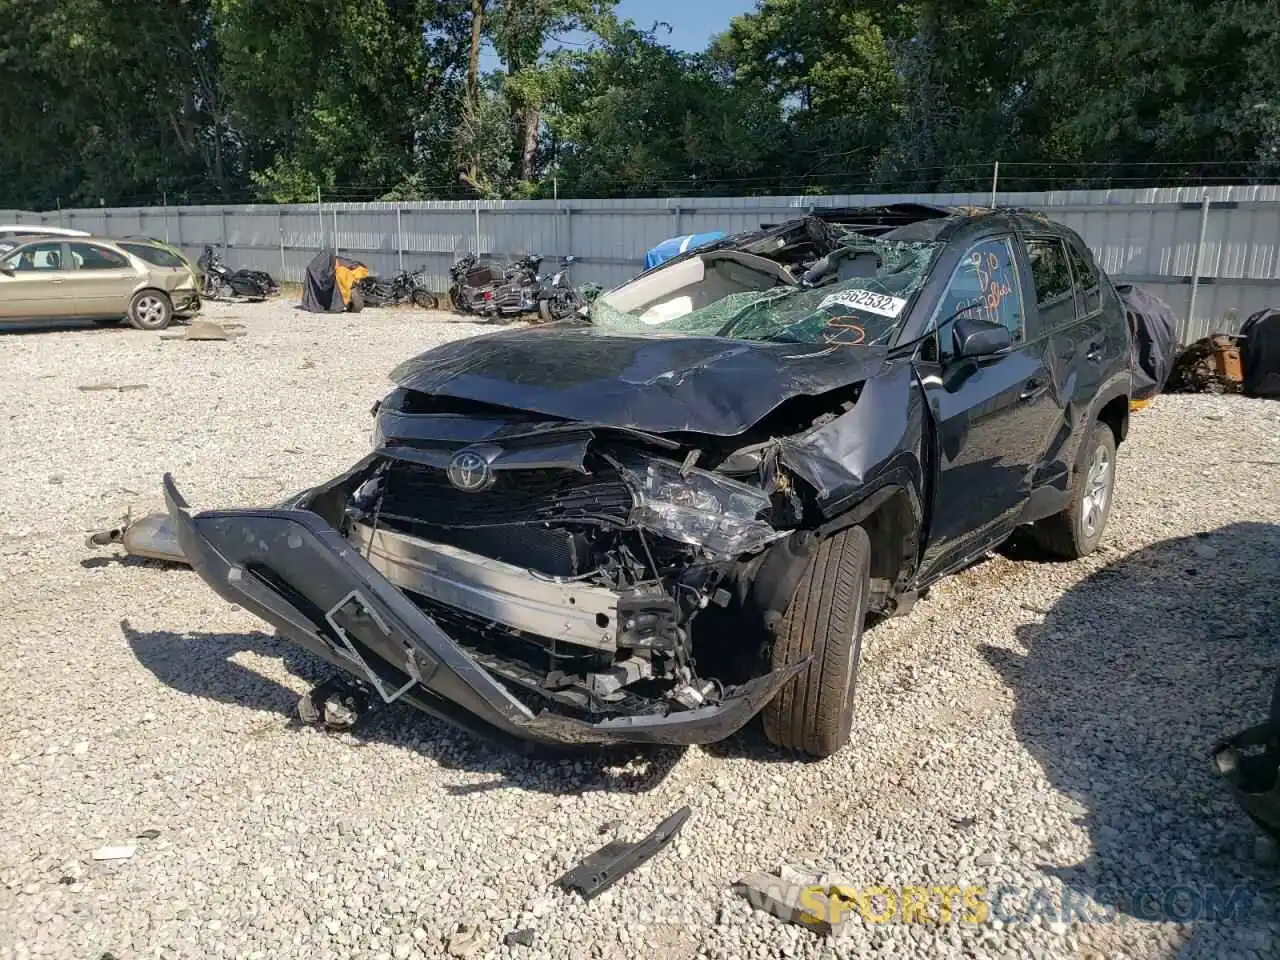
1017;232;1108;496
65;242;138;316
915;234;1063;581
0;240;71;320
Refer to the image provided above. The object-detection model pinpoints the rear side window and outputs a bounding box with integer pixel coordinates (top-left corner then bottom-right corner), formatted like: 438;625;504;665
120;242;186;268
1023;238;1076;333
1065;239;1101;315
68;242;130;270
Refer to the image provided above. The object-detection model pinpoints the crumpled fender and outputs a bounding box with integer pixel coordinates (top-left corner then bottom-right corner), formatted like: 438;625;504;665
777;360;925;520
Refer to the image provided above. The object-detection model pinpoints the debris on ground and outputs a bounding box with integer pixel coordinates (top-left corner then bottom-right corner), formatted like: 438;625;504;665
91;843;137;862
159;320;246;341
85;511;185;564
1168;334;1244;393
732;866;856;936
556;806;691;901
76;383;149;393
136;829;161;841
502;928;535;947
446;923;485;959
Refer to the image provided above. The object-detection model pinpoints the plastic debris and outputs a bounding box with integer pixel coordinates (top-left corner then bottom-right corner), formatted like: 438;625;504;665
92;843;137;862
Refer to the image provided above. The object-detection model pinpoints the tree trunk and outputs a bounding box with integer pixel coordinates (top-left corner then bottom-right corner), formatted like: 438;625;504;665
468;0;485;111
520;101;540;181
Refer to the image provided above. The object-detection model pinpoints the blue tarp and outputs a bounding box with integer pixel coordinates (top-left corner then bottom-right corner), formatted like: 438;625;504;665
644;232;726;271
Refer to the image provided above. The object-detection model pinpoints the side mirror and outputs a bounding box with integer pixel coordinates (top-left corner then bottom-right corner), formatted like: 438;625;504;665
0;263;13;277
953;315;1012;358
564;255;576;265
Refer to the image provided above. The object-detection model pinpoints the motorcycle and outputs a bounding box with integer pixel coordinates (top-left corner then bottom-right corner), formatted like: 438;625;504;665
197;245;278;300
449;251;543;319
535;255;588;321
355;265;439;309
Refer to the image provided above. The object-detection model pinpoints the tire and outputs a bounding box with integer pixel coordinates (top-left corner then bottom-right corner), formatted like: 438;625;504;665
347;285;364;313
127;289;173;331
411;289;438;310
92;317;124;327
761;525;872;758
1030;421;1117;559
538;298;553;322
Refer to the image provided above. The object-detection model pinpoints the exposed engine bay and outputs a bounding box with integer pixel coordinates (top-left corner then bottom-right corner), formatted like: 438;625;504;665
303;404;817;724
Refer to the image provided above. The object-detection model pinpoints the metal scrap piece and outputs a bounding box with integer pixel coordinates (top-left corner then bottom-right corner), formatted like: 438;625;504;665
556;805;691;900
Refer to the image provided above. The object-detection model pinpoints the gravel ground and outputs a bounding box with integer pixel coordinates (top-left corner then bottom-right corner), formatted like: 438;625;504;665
2;299;1279;960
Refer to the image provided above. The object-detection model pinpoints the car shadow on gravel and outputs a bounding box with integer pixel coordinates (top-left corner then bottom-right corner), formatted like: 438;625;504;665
122;620;682;796
981;522;1280;951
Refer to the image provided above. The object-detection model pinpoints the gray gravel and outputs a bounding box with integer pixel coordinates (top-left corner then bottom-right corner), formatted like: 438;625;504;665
2;299;1279;960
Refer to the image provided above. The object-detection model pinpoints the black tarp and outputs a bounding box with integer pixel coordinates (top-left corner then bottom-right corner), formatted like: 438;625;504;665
1116;284;1178;399
1241;308;1280;399
301;250;342;313
301;249;368;312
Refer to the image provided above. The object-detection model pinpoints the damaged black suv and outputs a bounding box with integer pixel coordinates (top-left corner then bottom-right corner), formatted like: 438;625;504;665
146;204;1131;758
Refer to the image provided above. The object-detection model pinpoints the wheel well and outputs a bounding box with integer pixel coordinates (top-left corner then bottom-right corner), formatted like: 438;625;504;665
1097;394;1129;445
859;489;918;610
133;287;173;305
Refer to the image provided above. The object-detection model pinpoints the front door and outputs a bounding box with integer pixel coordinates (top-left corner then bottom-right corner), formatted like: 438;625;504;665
915;236;1062;581
0;240;70;320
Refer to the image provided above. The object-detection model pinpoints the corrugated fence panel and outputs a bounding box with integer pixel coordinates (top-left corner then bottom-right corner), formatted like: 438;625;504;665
11;188;1280;338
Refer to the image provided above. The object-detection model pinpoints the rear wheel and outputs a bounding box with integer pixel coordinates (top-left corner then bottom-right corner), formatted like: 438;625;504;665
127;290;173;331
761;525;872;758
347;285;364;313
1031;422;1117;559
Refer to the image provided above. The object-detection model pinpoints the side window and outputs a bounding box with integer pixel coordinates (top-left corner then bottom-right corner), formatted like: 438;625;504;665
5;241;64;271
1023;238;1076;333
68;242;130;270
932;237;1025;360
1065;238;1101;315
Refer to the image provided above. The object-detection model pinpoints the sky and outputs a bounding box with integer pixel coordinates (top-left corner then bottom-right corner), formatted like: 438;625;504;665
611;0;756;52
478;0;756;70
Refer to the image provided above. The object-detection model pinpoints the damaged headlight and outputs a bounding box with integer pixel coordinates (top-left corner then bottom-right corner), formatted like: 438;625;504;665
618;453;787;557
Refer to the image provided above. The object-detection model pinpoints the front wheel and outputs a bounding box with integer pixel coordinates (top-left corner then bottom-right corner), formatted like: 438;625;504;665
127;290;173;331
1031;422;1117;559
411;289;438;310
761;526;872;758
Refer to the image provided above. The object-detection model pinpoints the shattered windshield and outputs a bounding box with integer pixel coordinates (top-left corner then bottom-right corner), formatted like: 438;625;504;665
590;238;939;347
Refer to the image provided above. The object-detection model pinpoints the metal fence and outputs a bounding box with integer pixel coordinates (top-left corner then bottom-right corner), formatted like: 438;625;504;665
7;185;1280;343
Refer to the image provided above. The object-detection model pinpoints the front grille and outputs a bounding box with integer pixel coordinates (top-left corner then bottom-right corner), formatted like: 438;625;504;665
376;460;633;576
419;524;585;576
379;461;633;528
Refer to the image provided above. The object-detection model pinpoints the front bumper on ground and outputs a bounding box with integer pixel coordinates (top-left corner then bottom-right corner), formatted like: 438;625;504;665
162;474;804;748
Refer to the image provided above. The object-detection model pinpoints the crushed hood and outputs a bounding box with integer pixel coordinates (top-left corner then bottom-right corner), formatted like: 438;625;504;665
389;324;889;436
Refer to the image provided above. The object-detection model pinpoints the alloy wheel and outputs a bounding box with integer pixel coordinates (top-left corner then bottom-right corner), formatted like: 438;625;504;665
1081;443;1113;538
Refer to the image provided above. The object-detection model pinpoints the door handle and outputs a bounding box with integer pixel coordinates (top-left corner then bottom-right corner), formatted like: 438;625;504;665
50;279;64;284
1019;378;1048;402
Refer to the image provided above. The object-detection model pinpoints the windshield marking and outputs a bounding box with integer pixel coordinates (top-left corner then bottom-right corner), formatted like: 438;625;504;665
818;289;907;318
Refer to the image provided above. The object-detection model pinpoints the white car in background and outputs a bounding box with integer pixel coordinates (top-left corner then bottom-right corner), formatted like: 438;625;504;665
0;224;91;255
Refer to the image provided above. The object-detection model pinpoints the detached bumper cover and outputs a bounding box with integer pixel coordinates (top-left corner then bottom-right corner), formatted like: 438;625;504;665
162;474;803;747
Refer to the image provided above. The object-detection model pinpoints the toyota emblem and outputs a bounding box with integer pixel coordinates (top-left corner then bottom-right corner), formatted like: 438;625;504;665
447;451;494;492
